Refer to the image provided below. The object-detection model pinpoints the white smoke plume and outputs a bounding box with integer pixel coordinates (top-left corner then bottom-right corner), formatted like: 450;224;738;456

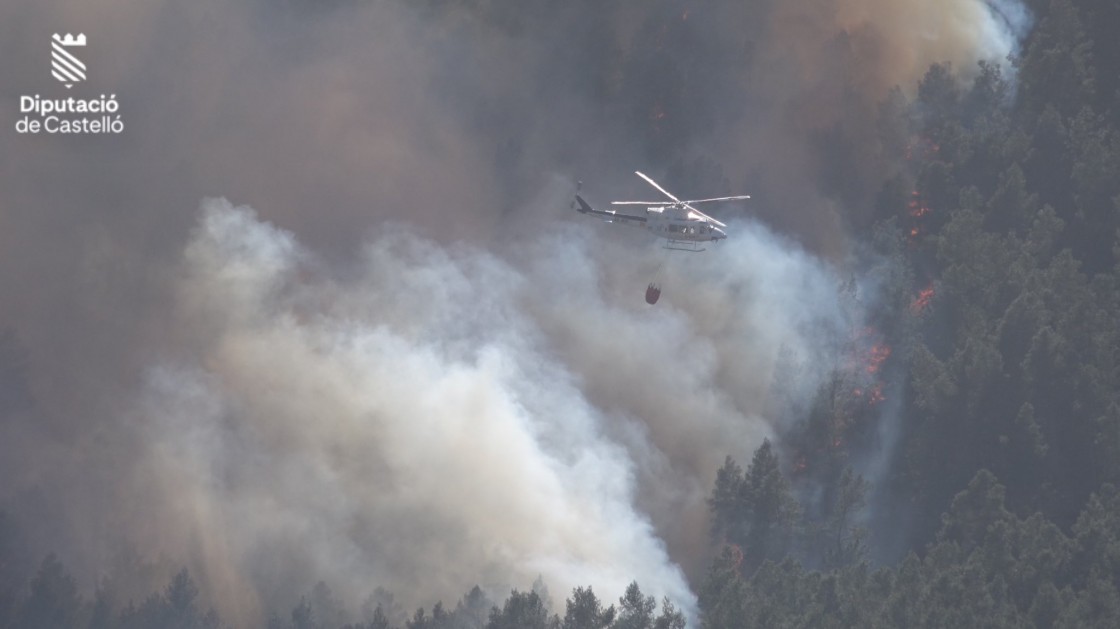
110;197;853;623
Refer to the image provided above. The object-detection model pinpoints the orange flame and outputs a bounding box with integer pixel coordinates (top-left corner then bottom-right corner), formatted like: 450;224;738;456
905;136;941;161
910;284;935;314
908;191;931;218
853;383;885;405
866;344;891;374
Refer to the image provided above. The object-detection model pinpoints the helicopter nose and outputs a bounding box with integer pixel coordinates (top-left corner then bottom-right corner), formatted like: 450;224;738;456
712;227;727;240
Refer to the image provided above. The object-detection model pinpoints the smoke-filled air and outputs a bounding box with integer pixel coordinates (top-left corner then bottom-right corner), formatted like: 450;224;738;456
5;0;1120;628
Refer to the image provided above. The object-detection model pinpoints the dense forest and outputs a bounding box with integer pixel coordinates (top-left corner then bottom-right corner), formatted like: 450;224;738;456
700;0;1120;624
3;0;1120;626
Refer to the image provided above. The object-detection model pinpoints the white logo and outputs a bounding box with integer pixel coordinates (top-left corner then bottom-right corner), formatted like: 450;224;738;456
51;33;86;89
14;33;124;135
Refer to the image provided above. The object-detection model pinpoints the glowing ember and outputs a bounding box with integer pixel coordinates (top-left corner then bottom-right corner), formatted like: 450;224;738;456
910;284;935;314
792;456;808;474
908;191;931;218
868;383;885;405
909;227;920;238
852;382;885;406
905;136;941;161
866;344;891;374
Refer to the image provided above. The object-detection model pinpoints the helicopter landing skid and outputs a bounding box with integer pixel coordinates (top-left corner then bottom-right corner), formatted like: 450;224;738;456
663;239;705;252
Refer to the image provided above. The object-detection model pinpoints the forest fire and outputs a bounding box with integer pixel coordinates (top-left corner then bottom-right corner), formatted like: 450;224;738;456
911;284;935;314
867;382;885;405
866;344;891;374
850;327;892;376
908;190;930;243
853;382;886;406
784;325;893;485
908;191;930;218
905;135;941;161
793;456;808;474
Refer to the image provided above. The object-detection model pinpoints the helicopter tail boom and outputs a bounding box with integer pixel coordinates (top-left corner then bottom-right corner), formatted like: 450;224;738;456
575;195;647;224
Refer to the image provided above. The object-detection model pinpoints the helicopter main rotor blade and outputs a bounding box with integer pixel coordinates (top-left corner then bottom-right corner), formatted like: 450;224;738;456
686;205;728;228
681;195;752;204
611;201;667;205
635;171;680;203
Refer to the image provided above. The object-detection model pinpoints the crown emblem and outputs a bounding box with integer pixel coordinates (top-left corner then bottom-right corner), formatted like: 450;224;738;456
53;33;86;47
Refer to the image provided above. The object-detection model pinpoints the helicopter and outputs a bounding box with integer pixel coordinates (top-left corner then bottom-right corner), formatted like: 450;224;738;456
573;171;750;252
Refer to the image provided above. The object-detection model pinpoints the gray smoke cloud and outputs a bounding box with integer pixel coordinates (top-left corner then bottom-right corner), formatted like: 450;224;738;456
0;0;1030;624
118;197;851;622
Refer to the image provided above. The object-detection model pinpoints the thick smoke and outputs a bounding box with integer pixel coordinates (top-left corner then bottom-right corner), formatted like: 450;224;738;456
768;0;1032;91
0;0;1029;624
122;197;849;623
710;0;1033;248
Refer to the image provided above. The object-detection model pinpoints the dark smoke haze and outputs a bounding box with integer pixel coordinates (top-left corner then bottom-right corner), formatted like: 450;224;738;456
0;0;1029;624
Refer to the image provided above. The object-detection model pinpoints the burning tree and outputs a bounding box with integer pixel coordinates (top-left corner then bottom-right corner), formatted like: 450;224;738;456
707;442;801;575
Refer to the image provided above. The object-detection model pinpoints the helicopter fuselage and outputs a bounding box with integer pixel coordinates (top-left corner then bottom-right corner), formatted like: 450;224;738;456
643;207;727;243
573;195;726;247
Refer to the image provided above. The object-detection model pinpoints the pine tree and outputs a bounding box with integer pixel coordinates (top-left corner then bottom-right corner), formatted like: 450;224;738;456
15;554;83;629
612;582;654;629
562;586;614;629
